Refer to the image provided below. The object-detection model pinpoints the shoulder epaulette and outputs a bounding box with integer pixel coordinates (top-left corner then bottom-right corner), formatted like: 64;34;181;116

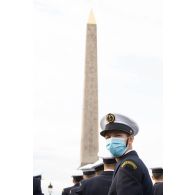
121;160;137;170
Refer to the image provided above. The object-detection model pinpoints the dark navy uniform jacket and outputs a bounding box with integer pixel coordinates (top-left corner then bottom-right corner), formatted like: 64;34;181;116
62;186;73;195
69;187;78;195
154;182;163;195
62;183;80;195
108;150;154;195
69;183;82;195
71;171;113;195
33;178;44;195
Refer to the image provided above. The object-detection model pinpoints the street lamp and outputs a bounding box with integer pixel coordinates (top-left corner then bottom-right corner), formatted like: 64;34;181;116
48;182;53;195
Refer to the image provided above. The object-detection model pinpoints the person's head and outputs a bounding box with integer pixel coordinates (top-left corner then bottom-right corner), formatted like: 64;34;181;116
98;147;117;170
71;170;83;184
105;130;134;151
151;168;163;182
92;160;104;176
103;158;117;170
82;170;95;179
73;176;83;184
94;163;104;176
79;164;96;180
100;113;139;158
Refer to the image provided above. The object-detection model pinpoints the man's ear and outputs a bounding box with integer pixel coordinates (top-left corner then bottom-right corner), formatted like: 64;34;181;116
129;135;134;142
127;135;134;145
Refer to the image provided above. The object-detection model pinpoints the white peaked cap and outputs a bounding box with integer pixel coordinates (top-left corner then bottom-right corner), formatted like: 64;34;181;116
79;163;94;170
98;148;115;159
71;169;83;177
33;170;42;177
100;113;139;136
92;159;103;166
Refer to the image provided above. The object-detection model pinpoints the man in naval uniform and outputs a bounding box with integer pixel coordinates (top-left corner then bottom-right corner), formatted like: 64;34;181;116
100;113;154;195
71;149;116;195
33;175;44;195
62;170;83;195
151;167;163;195
69;165;95;195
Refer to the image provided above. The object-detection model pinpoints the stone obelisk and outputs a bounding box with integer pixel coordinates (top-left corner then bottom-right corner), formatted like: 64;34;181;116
80;11;99;166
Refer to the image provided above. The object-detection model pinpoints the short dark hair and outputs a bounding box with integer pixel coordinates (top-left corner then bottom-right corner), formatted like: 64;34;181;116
152;172;163;180
151;168;163;180
73;176;83;183
103;158;116;164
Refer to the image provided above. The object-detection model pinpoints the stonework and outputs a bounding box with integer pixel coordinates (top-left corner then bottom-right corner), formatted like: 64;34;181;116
80;14;99;166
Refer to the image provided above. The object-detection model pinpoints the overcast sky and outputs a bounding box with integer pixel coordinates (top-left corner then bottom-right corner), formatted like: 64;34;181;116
33;0;162;194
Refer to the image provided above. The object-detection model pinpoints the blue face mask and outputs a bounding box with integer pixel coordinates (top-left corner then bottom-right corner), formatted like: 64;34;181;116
106;137;128;157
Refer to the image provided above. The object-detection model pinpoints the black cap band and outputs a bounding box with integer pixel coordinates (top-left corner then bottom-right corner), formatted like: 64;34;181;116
33;175;42;180
100;122;133;136
83;170;95;176
103;158;117;164
72;176;83;179
94;164;104;172
152;168;163;174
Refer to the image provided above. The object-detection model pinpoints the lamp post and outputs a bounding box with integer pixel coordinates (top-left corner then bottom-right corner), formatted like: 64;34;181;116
48;182;53;195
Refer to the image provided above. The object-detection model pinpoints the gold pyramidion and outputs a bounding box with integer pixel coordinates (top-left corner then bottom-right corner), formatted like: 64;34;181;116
88;9;96;24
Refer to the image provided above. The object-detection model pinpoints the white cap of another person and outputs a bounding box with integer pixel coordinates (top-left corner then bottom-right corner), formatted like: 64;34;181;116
98;147;116;164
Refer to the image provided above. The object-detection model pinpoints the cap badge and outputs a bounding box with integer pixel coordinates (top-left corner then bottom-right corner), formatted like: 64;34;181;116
106;113;115;123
